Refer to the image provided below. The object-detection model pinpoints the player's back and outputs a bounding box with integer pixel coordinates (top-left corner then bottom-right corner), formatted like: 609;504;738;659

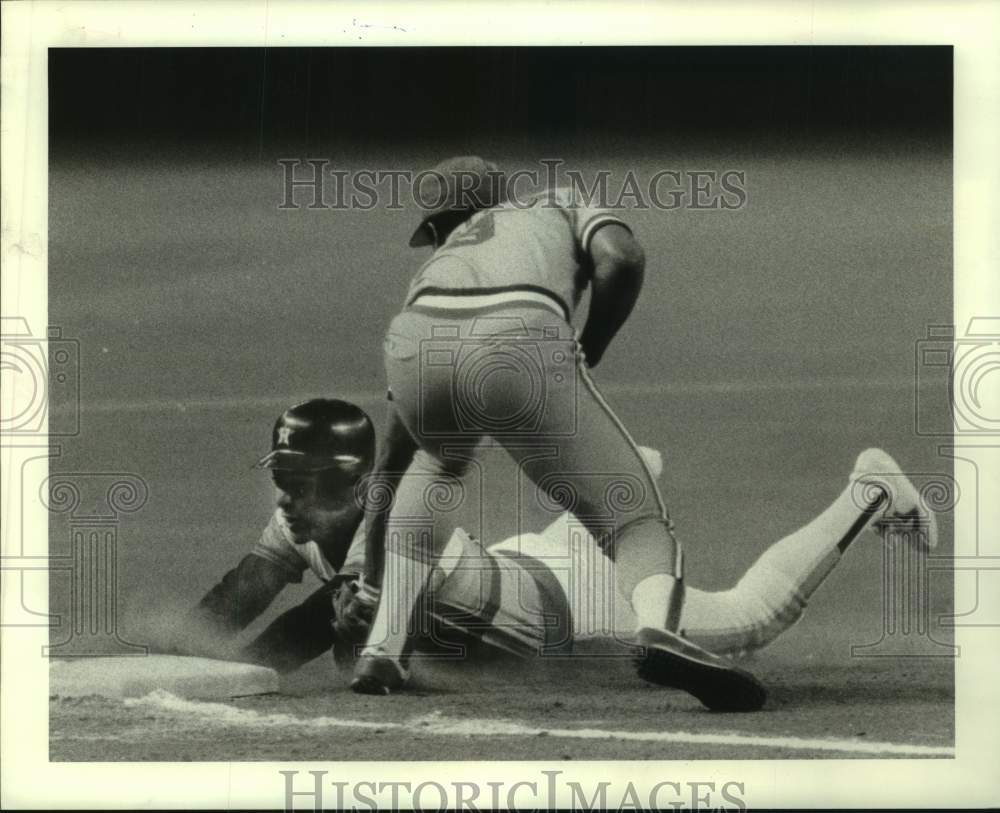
406;187;624;321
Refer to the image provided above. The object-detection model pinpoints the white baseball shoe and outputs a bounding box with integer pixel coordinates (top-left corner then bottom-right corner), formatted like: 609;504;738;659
851;448;939;549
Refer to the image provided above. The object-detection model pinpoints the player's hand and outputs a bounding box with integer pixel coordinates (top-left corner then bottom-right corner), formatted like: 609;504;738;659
575;335;599;369
331;578;380;645
583;350;601;369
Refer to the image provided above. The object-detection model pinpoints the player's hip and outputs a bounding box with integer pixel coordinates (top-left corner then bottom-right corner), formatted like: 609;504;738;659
406;285;571;322
383;295;581;441
427;537;573;657
387;288;574;348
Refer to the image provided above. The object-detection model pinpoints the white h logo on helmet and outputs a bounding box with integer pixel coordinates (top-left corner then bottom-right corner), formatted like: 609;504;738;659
276;426;293;446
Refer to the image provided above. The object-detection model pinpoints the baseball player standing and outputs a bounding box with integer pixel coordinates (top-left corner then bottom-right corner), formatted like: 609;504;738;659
350;156;767;710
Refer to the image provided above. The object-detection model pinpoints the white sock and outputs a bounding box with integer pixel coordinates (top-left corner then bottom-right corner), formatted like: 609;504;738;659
745;481;875;603
630;573;683;631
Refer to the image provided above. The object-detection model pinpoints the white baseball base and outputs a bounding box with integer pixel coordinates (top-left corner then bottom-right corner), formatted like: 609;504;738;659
50;656;279;700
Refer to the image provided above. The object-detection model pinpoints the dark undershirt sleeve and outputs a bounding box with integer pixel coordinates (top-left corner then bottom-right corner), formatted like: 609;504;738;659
188;553;293;638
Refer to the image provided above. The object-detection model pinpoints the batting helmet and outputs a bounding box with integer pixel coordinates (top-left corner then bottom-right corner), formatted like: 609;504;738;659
409;156;506;247
254;398;375;475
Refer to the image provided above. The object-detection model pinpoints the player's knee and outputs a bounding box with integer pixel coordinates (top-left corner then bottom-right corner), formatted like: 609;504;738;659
605;515;676;554
605;515;681;590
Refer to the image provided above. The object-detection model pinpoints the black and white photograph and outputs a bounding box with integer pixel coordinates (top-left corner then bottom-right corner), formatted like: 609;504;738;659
2;2;998;809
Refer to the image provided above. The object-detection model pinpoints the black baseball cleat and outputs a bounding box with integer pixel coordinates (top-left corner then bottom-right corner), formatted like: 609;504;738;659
350;651;409;696
634;627;767;712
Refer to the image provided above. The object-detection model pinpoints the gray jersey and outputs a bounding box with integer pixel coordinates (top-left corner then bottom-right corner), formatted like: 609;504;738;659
406;187;628;320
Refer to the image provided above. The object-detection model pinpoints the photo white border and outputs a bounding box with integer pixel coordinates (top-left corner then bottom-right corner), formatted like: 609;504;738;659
2;0;998;808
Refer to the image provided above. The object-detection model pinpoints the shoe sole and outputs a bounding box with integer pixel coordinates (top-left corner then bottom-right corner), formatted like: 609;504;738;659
635;633;767;712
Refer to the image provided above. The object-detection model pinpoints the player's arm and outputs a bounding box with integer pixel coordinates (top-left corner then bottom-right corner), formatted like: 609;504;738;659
152;552;295;659
578;224;646;368
190;552;293;636
361;409;419;588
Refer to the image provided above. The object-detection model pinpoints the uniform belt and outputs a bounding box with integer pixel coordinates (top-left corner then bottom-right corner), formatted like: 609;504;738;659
408;288;568;321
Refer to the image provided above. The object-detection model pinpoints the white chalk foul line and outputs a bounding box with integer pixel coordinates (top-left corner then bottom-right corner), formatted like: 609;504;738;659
125;691;954;758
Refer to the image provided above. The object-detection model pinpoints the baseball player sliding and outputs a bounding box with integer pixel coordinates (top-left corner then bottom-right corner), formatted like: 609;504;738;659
170;397;936;708
166;399;375;671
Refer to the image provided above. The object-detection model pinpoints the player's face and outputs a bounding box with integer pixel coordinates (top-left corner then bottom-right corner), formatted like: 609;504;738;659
272;470;356;543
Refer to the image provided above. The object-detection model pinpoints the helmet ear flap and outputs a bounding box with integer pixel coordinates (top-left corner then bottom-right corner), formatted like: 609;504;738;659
316;467;361;500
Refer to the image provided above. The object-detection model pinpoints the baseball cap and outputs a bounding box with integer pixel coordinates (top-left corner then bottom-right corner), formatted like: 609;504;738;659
409;156;506;247
254;398;375;474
